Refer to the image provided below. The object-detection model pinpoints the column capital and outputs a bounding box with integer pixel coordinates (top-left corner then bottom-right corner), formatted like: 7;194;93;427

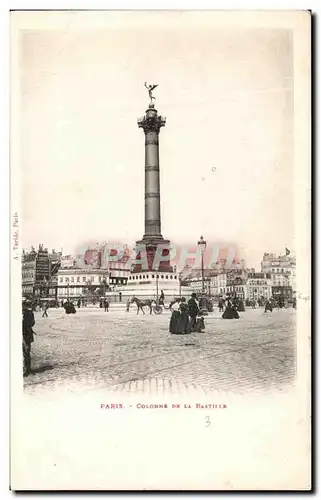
137;109;166;134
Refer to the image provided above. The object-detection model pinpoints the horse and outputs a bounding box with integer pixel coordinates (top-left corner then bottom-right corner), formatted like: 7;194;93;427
131;297;155;315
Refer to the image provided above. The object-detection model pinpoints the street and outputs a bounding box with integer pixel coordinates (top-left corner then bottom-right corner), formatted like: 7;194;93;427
24;306;296;395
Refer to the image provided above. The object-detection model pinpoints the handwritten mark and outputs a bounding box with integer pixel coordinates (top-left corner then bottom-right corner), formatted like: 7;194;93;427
211;167;216;172
205;416;211;427
297;292;310;301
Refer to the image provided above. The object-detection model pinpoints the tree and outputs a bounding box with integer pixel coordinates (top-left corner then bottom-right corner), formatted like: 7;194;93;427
99;278;108;297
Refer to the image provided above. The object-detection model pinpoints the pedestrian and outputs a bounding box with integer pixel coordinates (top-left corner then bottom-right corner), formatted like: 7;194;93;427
169;305;181;334
42;302;49;318
187;293;200;332
218;297;224;313
177;297;190;334
264;299;273;313
160;290;165;305
222;298;239;319
126;299;130;312
104;298;109;312
22;300;36;376
119;292;122;303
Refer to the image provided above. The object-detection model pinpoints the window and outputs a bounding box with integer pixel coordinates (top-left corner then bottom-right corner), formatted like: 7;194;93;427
71;277;74;283
170;275;173;279
83;277;86;282
152;274;155;279
166;275;168;279
139;275;142;279
281;269;284;273
91;276;94;282
174;276;177;279
60;277;63;283
143;275;145;279
65;277;69;283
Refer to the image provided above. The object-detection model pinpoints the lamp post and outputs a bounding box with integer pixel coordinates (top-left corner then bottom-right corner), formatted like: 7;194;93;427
197;235;208;315
198;236;206;292
156;272;159;302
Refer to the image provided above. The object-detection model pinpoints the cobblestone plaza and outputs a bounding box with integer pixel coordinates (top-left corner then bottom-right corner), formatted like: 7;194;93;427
24;307;296;396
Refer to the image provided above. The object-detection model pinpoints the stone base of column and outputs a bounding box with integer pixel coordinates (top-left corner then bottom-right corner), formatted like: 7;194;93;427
132;237;173;273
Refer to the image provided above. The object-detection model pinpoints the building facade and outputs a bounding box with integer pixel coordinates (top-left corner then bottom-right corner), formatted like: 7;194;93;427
22;245;64;301
57;268;110;300
245;273;272;301
261;252;296;298
210;273;228;296
21;247;37;297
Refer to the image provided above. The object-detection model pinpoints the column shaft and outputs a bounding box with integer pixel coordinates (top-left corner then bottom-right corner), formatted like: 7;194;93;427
144;131;161;237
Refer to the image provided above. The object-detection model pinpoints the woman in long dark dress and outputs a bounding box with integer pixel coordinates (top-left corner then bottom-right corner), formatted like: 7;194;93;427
177;298;190;334
169;300;181;333
222;299;239;319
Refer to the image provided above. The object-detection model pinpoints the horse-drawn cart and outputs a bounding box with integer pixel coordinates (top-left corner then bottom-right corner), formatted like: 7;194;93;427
130;297;183;315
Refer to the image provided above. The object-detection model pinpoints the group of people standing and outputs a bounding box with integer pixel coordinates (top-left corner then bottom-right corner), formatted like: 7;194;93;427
99;298;110;312
169;293;205;335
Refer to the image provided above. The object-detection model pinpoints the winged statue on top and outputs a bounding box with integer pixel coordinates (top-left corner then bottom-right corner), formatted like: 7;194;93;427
145;82;159;104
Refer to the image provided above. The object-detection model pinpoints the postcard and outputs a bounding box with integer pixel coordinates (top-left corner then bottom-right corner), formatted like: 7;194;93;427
10;10;311;490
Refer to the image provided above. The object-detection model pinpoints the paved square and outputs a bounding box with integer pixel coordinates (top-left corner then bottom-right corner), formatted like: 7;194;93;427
24;306;296;395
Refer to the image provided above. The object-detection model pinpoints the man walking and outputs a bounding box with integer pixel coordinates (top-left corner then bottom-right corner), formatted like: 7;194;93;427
104;298;109;312
22;300;36;376
187;293;199;332
42;301;49;318
264;298;273;313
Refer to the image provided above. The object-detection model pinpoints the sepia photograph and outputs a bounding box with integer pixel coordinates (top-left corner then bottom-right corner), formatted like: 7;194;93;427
10;10;311;491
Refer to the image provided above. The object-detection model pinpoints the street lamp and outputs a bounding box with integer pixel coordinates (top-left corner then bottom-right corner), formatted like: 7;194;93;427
198;236;206;292
156;272;159;302
197;235;208;315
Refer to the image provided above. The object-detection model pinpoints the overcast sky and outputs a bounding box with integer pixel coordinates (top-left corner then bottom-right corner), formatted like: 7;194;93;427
18;11;295;269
